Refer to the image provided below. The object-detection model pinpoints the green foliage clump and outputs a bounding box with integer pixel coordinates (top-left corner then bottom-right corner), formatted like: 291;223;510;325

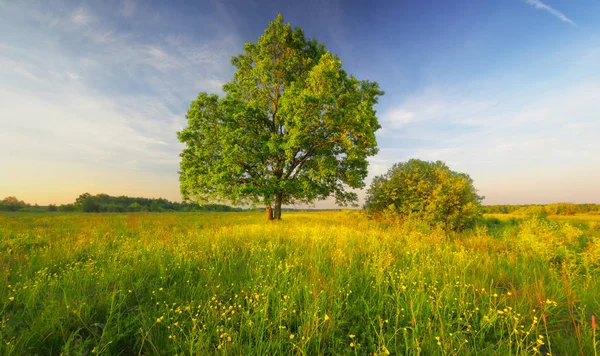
0;196;29;211
583;224;600;269
516;205;548;219
364;159;483;231
127;202;142;212
515;216;583;264
58;204;78;212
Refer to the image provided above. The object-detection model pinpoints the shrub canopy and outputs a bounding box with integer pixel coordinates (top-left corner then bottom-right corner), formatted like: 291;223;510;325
364;159;483;230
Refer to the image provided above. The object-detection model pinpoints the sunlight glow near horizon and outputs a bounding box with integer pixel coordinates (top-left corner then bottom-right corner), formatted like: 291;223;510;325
1;0;599;207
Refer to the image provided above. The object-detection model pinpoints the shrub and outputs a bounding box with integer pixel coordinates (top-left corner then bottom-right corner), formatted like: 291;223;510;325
58;204;78;212
364;159;483;231
0;196;29;211
82;198;100;213
128;202;142;212
513;205;548;218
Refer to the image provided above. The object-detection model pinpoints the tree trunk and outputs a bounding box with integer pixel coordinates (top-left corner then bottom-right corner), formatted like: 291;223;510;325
274;192;282;220
266;205;273;221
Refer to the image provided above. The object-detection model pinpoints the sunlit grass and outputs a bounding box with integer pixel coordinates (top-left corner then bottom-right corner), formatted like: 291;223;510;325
1;212;598;354
485;213;600;222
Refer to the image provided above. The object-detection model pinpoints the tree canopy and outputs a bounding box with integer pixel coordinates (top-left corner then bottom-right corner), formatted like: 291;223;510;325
364;159;483;231
70;193;241;213
178;14;383;220
0;196;29;211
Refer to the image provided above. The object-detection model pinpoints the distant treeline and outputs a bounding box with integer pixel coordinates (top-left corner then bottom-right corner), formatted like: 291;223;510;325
0;194;242;213
482;203;600;216
5;195;597;215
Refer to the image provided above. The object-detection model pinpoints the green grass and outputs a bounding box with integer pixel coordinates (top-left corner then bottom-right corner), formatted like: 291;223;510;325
1;212;599;355
485;213;600;222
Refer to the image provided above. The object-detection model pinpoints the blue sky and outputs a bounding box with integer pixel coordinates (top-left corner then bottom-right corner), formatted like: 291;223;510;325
1;0;599;206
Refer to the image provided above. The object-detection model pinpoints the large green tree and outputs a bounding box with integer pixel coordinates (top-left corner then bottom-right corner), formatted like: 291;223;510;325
178;15;383;220
364;159;483;231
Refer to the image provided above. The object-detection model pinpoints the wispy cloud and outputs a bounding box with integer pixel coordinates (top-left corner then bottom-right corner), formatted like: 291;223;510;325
379;89;493;131
71;7;96;26
496;138;558;152
525;0;576;26
381;108;416;129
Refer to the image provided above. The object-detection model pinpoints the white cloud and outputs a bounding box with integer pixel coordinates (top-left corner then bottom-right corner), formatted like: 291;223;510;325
495;138;558;152
525;0;576;26
379;88;493;132
66;71;81;81
0;88;176;160
71;7;96;26
381;108;416;129
12;64;45;83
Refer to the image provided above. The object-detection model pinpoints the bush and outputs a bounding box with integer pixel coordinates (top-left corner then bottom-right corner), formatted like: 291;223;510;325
513;205;548;218
58;204;78;212
128;202;142;212
0;196;29;211
364;159;483;231
82;198;100;213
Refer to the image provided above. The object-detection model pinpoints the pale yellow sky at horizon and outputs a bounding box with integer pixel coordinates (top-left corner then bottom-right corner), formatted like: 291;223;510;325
2;162;599;207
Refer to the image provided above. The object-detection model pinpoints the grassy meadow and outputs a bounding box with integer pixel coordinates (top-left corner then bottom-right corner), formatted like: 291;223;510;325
485;213;600;222
1;212;599;355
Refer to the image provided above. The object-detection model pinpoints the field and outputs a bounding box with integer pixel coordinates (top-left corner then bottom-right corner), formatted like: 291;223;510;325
485;213;600;222
1;212;599;355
